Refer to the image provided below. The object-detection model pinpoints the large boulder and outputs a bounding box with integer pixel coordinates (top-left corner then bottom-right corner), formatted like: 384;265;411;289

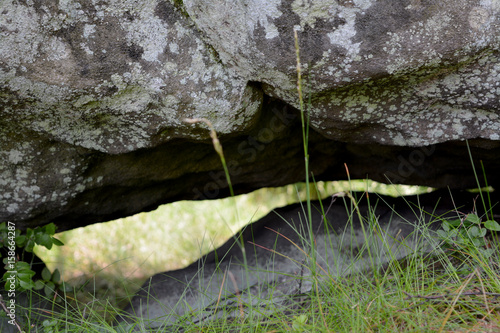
1;0;500;230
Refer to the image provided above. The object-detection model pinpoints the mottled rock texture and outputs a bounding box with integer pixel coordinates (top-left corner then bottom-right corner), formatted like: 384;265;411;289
1;0;500;230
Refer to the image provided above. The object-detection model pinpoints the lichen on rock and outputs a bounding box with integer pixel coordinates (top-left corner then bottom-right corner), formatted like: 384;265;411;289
1;0;500;230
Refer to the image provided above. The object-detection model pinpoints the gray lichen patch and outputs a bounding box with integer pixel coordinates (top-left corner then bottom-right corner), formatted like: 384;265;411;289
305;50;500;146
1;0;263;153
0;3;44;66
186;0;500;104
0;132;90;221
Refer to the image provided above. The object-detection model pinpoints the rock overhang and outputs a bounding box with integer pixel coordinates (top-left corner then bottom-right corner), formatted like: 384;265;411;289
1;0;499;231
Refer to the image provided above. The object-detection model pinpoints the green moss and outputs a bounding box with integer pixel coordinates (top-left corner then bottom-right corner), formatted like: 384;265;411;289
170;0;190;19
158;128;170;137
206;44;223;64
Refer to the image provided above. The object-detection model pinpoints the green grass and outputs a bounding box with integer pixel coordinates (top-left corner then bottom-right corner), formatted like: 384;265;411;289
114;187;498;333
9;181;498;332
109;185;497;333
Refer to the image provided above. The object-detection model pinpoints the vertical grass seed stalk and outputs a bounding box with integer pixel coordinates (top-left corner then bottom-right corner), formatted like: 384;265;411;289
294;28;316;272
183;116;251;316
294;28;329;328
184;118;235;199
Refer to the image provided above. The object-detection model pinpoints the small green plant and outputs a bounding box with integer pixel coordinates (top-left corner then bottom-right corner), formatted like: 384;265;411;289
0;222;65;296
437;212;500;258
291;314;308;331
436;142;500;264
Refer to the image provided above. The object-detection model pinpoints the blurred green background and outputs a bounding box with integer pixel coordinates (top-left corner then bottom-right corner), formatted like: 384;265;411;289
34;180;429;300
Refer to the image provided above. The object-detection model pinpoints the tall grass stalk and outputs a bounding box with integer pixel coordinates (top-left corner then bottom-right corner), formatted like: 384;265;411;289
294;29;316;274
183;117;243;248
183;116;258;322
294;29;331;329
466;140;490;220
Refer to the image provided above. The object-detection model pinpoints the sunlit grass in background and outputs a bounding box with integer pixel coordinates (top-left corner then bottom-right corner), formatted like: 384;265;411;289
35;180;431;294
